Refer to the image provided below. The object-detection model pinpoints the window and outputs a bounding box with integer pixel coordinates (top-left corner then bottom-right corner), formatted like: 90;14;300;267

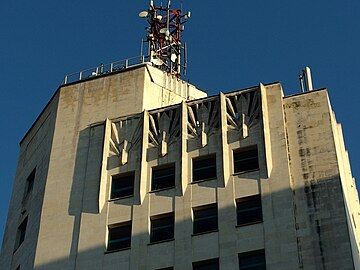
14;216;28;251
24;169;36;198
193;204;218;234
152;164;175;191
150;213;174;243
110;172;135;199
233;146;259;174
192;155;217;182
107;222;132;251
238;250;266;270
236;195;262;226
193;258;219;270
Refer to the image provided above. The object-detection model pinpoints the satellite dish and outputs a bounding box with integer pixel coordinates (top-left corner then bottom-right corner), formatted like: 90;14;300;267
152;58;164;66
171;54;177;63
156;15;163;20
139;11;148;18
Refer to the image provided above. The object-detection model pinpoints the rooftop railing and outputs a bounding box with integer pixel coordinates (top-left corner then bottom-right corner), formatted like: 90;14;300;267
63;55;150;85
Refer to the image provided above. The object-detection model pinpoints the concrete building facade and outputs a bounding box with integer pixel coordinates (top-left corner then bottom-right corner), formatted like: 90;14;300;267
0;63;359;269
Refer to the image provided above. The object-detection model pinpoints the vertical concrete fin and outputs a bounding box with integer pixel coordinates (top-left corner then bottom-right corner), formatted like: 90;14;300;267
98;118;111;212
139;110;150;203
259;83;273;178
219;92;231;187
181;101;188;193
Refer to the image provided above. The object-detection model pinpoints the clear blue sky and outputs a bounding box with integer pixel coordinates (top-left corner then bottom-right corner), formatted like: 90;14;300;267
1;1;359;244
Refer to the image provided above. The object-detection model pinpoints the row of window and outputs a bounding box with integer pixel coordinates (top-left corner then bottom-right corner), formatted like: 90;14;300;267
13;168;36;253
111;146;259;200
107;195;262;251
124;251;265;270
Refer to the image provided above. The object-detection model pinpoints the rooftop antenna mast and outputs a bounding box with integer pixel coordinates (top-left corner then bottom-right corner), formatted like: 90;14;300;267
139;0;191;78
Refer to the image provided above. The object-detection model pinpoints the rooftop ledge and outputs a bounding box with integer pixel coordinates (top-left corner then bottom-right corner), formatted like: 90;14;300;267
63;55;151;85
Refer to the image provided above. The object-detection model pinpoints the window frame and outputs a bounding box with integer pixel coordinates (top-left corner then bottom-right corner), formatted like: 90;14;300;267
151;163;176;192
238;249;266;270
192;154;217;183
23;168;36;201
192;204;218;235
192;258;219;270
150;212;175;244
14;216;28;252
233;145;259;174
236;195;263;227
107;221;132;252
110;171;135;200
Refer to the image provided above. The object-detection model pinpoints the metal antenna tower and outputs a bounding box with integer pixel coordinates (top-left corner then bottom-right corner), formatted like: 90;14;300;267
139;0;191;78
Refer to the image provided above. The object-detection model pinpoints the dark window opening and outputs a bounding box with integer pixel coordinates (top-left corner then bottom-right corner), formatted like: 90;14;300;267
110;172;135;199
233;146;259;174
237;195;263;226
192;155;217;182
107;222;132;251
24;169;36;198
238;249;266;270
193;258;219;270
152;164;175;191
14;216;28;252
150;213;174;243
193;204;218;234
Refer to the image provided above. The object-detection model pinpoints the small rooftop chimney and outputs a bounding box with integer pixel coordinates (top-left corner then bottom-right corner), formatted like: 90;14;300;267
299;66;314;92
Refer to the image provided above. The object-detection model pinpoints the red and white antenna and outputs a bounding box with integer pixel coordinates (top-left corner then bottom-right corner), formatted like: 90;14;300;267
139;0;191;78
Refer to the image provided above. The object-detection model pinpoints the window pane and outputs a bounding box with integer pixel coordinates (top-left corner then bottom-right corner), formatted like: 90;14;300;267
152;164;175;191
237;195;262;226
150;213;174;243
233;146;259;174
193;204;218;234
25;169;36;197
193;155;217;182
111;172;135;199
239;250;266;270
193;258;219;270
108;222;132;251
14;217;28;251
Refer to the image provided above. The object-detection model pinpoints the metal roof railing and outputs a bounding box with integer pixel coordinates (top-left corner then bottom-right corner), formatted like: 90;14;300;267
63;55;150;85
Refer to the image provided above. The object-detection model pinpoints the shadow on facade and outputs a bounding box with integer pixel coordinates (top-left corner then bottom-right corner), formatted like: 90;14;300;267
6;123;343;269
53;127;356;270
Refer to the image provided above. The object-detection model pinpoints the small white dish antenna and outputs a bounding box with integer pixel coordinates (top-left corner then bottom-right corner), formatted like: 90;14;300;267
156;15;163;20
160;28;168;34
139;11;148;18
171;54;177;63
152;58;164;66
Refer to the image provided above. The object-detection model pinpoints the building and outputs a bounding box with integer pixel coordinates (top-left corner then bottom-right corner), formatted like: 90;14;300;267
0;61;359;270
1;0;360;268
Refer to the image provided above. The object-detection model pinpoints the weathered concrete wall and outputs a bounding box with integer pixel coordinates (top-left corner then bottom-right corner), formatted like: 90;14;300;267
284;90;357;269
0;93;59;270
31;65;206;269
